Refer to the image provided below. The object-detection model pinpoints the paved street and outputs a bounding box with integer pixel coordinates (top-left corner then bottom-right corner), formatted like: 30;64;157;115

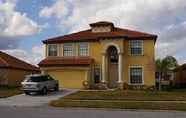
0;89;186;118
0;89;78;107
0;106;186;118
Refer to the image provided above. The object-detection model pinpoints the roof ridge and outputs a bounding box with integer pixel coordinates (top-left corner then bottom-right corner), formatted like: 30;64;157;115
0;51;39;71
45;29;91;41
43;25;157;44
114;27;157;36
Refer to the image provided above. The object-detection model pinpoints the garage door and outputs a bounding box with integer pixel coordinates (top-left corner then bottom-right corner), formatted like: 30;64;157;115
48;70;86;89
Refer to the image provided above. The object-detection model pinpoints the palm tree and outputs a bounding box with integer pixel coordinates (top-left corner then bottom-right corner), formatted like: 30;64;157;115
155;56;178;90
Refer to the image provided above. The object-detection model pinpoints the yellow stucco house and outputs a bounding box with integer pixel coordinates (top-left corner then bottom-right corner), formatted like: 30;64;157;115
39;21;157;89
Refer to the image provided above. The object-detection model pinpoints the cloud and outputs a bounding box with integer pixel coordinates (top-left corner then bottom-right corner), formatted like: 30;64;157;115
0;0;41;49
39;0;71;19
40;0;186;64
3;45;44;66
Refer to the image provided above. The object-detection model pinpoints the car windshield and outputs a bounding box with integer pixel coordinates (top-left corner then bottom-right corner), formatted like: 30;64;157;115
25;76;47;82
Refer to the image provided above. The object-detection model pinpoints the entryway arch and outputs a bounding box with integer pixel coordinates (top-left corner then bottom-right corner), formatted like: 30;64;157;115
101;43;123;89
107;46;118;88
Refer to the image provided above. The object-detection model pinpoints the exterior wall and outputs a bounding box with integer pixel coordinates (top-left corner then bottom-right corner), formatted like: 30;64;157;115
0;69;38;86
88;38;155;87
123;39;155;86
0;68;9;85
43;67;90;89
174;69;186;88
44;38;155;88
89;42;102;64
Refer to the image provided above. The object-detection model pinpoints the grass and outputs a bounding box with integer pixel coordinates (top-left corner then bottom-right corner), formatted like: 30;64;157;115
50;100;186;111
62;90;186;101
50;90;186;111
0;86;22;98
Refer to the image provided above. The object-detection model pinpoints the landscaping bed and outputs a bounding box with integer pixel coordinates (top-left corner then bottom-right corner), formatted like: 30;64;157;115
0;86;22;98
50;90;186;111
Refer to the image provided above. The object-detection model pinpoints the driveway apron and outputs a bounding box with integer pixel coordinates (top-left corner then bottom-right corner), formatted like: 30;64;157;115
0;89;78;107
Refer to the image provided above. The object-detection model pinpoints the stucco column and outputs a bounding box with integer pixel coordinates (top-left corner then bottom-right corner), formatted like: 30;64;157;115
102;53;106;83
118;53;123;88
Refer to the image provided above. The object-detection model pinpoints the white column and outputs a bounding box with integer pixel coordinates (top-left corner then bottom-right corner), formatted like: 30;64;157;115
118;53;123;83
102;53;106;83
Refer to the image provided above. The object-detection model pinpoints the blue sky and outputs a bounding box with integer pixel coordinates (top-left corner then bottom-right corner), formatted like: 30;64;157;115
16;0;61;50
0;0;186;65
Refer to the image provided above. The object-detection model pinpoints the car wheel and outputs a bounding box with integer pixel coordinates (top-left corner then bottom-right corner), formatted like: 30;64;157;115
41;87;47;95
24;91;30;95
54;84;59;91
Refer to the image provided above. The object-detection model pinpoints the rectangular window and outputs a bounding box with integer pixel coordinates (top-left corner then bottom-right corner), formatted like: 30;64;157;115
129;40;143;55
130;67;143;84
48;44;57;56
63;43;73;56
79;43;88;56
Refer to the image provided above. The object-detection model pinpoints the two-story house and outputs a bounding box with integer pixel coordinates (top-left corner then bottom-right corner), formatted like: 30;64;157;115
39;21;157;89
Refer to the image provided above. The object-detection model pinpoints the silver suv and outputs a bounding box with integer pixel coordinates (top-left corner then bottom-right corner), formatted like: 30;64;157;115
21;74;59;95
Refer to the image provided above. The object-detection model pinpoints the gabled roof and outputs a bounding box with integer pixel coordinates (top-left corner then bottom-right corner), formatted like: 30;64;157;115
43;21;157;44
38;57;94;67
0;51;40;71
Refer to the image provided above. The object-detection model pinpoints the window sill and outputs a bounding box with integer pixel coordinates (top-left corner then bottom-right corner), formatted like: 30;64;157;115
128;54;144;56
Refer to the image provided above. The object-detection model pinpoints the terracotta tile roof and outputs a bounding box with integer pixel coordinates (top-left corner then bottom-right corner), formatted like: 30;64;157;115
43;22;157;44
0;51;40;71
38;57;94;67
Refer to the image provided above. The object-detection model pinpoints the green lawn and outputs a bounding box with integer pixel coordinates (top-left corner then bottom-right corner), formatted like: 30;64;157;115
0;86;22;98
50;90;186;111
50;100;186;111
62;90;186;101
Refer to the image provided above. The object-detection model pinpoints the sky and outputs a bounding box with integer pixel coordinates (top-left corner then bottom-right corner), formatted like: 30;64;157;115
0;0;186;66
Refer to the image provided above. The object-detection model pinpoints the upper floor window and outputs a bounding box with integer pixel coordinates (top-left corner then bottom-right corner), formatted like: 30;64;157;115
63;43;73;56
129;40;143;55
79;43;88;56
129;67;143;85
48;44;57;56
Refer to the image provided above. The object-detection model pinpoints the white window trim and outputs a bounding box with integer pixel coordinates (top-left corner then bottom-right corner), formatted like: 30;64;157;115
128;40;144;56
128;65;144;85
79;42;89;56
63;43;74;57
48;44;58;57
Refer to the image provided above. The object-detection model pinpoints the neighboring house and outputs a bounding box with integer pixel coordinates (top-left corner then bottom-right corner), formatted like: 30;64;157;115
155;71;174;89
174;64;186;88
39;21;157;89
0;51;40;86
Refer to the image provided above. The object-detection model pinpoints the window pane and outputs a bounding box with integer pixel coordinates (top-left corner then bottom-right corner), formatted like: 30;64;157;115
63;43;73;56
130;67;142;84
130;40;143;55
48;45;57;56
79;43;88;56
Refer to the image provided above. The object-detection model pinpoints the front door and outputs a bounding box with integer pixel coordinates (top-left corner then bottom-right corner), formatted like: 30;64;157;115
107;46;118;88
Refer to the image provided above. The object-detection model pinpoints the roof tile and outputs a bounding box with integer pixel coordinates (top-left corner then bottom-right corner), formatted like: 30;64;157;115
0;51;40;71
38;57;94;67
43;27;157;44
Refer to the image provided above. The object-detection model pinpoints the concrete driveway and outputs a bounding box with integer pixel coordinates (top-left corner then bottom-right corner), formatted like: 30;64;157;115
0;89;78;107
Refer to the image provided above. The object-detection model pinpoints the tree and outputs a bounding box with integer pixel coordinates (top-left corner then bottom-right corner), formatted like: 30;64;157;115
155;56;178;90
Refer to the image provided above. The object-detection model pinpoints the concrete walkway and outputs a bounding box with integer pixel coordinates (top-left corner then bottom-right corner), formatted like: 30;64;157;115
0;89;78;107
